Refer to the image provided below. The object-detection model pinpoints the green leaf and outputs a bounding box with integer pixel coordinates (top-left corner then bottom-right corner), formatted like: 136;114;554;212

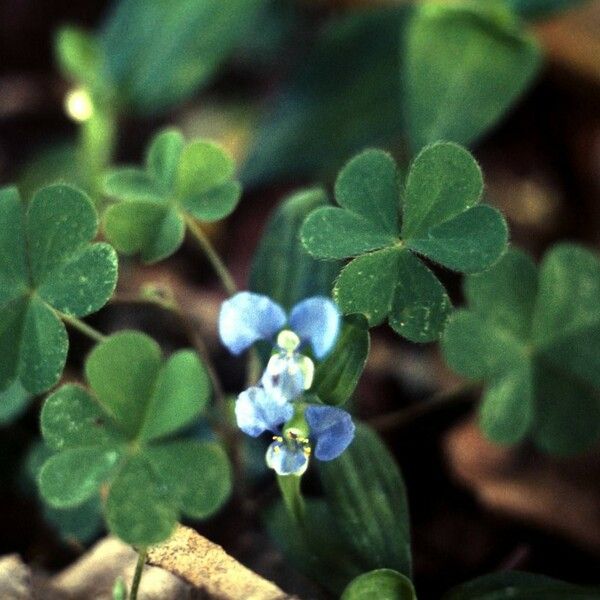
0;380;32;424
0;184;117;395
342;569;417;600
304;143;506;342
86;331;162;437
444;570;600;599
250;188;340;310
39;333;228;546
106;455;177;545
241;7;410;186
103;203;185;263
41;384;123;451
39;447;121;508
335;150;401;235
55;26;104;90
403;2;542;151
100;0;265;115
103;129;241;263
318;423;412;577
506;0;586;20
442;245;600;454
313;315;370;406
402;142;483;239
264;499;364;595
138;351;211;442
146;440;232;517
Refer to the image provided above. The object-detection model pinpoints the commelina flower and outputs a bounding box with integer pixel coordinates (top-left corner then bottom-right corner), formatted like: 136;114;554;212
219;292;355;476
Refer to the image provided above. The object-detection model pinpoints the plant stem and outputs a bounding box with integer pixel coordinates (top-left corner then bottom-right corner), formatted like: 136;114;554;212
277;474;305;525
368;383;477;432
185;216;238;296
129;548;147;600
59;312;106;343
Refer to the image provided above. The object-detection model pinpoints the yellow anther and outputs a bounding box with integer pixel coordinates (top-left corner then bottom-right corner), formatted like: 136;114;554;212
65;88;94;122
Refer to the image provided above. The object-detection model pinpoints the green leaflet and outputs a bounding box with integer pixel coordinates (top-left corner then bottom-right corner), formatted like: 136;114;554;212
318;424;412;577
103;129;241;263
241;7;410;186
442;245;600;454
249;187;341;311
403;1;542;151
100;0;265;116
302;143;507;342
0;185;117;395
342;570;417;600
444;570;600;599
38;332;231;546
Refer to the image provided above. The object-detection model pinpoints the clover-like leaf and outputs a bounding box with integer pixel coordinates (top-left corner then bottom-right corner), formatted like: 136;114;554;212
38;331;232;546
0;185;118;395
442;245;600;455
301;143;507;342
342;569;416;600
103;129;241;263
403;2;542;151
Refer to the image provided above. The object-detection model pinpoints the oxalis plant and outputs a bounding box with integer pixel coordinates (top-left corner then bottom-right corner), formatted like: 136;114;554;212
3;124;595;599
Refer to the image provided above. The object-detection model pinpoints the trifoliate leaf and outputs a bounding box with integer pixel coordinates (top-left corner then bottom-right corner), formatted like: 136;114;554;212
0;185;117;395
301;143;507;342
442;245;600;455
103;129;241;263
38;332;231;546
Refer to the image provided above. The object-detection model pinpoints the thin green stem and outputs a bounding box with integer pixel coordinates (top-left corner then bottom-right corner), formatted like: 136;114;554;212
277;474;306;525
129;548;147;600
59;312;106;343
185;216;238;296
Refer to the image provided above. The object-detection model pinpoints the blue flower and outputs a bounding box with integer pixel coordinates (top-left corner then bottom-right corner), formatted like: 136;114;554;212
219;292;355;476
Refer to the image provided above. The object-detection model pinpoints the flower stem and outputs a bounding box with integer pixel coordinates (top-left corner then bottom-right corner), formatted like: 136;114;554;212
185;216;238;296
58;312;106;344
129;548;147;600
277;474;305;525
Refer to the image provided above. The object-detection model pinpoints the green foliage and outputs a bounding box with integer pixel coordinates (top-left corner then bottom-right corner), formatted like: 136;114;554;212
250;187;341;310
55;27;106;95
26;442;103;544
0;185;117;395
103;129;241;263
301;143;507;342
313;315;370;406
506;0;586;19
444;571;600;599
38;331;232;546
342;569;417;600
0;381;32;425
242;7;410;186
403;1;541;151
442;245;600;455
265;499;364;595
318;424;412;578
100;0;265;115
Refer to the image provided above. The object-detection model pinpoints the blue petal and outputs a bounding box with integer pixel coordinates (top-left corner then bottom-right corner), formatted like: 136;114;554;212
305;405;355;461
266;440;309;476
261;353;306;404
235;386;293;437
219;292;286;355
289;297;341;359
